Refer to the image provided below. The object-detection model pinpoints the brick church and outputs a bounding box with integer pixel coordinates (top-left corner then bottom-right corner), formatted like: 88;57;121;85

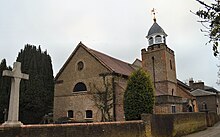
53;18;197;122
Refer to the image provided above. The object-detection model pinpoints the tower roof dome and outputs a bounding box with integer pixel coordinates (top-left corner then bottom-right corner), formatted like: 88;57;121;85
147;21;167;38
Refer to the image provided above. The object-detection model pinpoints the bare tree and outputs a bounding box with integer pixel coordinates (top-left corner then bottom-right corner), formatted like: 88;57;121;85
194;0;220;56
90;74;113;122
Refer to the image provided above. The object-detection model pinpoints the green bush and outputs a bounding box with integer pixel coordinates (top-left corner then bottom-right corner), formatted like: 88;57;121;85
124;69;155;120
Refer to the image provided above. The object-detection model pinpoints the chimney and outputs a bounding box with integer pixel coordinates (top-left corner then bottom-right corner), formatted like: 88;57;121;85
189;78;194;88
195;81;205;90
189;78;205;90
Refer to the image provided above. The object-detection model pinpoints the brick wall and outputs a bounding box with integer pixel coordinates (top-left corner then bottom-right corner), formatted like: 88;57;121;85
196;95;217;113
206;112;220;127
1;112;219;137
0;121;145;137
142;113;207;137
54;45;131;122
141;44;177;96
154;95;183;113
154;104;182;114
114;78;127;121
54;46;111;122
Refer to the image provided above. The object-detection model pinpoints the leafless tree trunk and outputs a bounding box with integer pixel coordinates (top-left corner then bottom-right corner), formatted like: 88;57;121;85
90;75;113;122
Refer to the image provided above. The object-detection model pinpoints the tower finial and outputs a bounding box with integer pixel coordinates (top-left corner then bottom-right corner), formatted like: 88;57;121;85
151;8;157;22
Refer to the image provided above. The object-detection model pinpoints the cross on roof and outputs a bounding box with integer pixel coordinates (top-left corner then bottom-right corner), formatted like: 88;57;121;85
151;8;157;22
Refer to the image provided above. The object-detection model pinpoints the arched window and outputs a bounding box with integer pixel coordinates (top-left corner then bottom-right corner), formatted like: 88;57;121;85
149;37;153;45
67;110;74;118
73;82;87;92
155;35;162;43
85;110;93;118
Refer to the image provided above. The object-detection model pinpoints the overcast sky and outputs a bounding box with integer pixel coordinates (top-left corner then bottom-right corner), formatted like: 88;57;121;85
0;0;219;89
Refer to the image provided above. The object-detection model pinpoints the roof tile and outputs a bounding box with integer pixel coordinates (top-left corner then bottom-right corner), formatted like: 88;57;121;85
89;49;135;76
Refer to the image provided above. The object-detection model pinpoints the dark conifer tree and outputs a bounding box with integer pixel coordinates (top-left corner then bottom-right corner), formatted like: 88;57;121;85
0;59;11;123
17;44;54;124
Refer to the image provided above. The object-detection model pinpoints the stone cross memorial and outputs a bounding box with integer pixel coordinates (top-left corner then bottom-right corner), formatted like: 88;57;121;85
2;62;29;127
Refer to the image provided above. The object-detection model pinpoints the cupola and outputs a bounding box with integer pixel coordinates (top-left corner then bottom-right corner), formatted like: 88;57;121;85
146;19;167;46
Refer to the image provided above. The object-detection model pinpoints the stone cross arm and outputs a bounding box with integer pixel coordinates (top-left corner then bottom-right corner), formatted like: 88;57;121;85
2;70;29;80
2;62;29;80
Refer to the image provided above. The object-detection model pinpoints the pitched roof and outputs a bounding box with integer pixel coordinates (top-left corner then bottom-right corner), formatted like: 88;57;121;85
191;89;216;96
55;42;135;80
177;79;194;98
132;58;142;67
177;79;191;90
89;49;135;76
204;85;219;93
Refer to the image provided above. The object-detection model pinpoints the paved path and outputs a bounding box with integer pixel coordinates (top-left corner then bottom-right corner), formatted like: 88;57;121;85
183;121;220;137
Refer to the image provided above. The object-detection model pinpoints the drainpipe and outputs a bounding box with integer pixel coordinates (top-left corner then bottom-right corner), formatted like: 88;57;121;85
216;92;219;114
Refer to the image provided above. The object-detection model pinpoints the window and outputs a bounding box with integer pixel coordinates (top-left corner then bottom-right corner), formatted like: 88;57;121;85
171;105;176;113
163;36;166;43
77;61;84;71
170;60;172;70
202;102;208;110
67;110;74;118
155;35;162;43
171;89;174;96
73;82;87;92
85;110;93;119
149;37;153;45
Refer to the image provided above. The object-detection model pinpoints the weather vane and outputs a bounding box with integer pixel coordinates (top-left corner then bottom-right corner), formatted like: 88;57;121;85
151;8;157;22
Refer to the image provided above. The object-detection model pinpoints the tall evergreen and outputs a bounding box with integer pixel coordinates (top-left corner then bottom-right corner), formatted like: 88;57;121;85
124;69;155;120
0;59;11;123
17;44;54;124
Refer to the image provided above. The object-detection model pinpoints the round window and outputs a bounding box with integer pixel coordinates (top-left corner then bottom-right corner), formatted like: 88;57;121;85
77;61;84;71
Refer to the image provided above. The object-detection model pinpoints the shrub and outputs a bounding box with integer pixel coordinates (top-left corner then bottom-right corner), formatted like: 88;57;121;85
124;69;155;120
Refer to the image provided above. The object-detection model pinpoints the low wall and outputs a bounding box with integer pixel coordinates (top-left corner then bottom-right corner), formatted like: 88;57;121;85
206;112;220;127
0;121;145;137
142;112;207;137
173;113;207;136
1;112;219;137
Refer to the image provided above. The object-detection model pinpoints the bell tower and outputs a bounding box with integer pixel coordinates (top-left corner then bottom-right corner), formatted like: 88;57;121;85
141;15;177;96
